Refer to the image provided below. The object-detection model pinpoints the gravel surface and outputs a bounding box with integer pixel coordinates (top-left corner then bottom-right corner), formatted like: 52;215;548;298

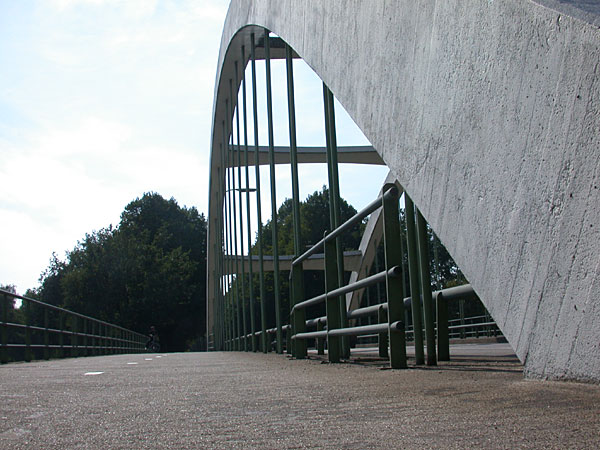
1;348;599;449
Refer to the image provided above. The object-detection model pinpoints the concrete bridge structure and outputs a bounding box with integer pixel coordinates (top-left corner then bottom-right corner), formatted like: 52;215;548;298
206;0;600;382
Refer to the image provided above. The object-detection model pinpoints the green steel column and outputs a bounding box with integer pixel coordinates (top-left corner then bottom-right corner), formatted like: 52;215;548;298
316;319;325;355
374;239;382;326
382;185;407;368
324;235;341;363
416;208;436;365
250;33;268;353
241;45;257;352
323;84;349;358
221;137;234;352
44;309;50;360
229;79;243;352
378;305;388;358
286;43;306;359
459;299;465;339
25;300;32;362
264;30;283;354
225;101;240;351
400;229;410;330
404;194;424;365
235;62;249;352
1;293;8;364
436;292;449;360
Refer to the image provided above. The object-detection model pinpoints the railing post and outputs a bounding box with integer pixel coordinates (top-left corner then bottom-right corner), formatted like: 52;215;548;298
459;299;465;339
382;185;407;369
72;316;78;357
416;208;436;365
317;319;325;355
250;33;268;354
91;321;95;356
291;265;307;358
1;292;8;364
25;299;32;362
264;30;283;354
378;305;389;358
83;319;89;357
59;312;65;358
436;292;450;361
324;234;341;363
44;309;50;360
404;194;424;364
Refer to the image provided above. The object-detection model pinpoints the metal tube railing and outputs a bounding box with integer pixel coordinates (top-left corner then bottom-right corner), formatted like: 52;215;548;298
292;266;401;313
1;289;146;363
292;187;397;267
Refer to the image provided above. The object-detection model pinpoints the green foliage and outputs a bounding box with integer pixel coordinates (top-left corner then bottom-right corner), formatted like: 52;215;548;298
242;186;361;328
35;193;207;351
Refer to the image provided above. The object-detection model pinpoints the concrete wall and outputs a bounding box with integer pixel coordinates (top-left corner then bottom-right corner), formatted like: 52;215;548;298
207;0;600;382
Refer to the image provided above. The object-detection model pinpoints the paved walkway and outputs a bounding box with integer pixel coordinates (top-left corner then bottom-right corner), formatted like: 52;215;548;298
1;345;599;449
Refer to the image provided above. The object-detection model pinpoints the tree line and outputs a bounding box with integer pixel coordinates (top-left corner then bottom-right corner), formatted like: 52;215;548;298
3;186;476;357
24;193;207;352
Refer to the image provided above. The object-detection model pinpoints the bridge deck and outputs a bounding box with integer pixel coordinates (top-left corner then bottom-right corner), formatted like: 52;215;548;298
1;348;599;449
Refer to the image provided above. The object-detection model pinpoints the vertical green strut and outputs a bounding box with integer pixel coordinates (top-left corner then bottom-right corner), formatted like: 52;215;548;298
221;130;229;350
286;43;306;358
323;84;349;358
264;30;283;354
225;106;238;351
416;208;436;365
250;33;268;353
241;45;257;352
221;133;233;351
404;194;424;364
382;185;407;369
235;62;248;351
229;79;242;351
217;192;223;351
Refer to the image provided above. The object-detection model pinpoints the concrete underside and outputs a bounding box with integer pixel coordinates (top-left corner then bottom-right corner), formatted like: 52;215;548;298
2;352;600;449
207;0;600;382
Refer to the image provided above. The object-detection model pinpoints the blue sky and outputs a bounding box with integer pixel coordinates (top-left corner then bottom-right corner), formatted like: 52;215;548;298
1;0;387;294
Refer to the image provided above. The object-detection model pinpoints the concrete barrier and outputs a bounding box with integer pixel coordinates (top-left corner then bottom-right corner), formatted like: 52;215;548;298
208;0;600;382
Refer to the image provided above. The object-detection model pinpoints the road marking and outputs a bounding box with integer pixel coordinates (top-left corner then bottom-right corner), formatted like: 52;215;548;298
155;356;162;358
127;362;138;365
84;371;104;376
144;358;152;361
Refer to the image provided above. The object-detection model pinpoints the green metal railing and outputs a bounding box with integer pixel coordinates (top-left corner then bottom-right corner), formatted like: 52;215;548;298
210;29;502;369
1;289;146;363
289;185;407;368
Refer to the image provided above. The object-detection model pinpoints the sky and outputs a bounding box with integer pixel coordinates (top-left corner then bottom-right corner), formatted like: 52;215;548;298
0;0;388;294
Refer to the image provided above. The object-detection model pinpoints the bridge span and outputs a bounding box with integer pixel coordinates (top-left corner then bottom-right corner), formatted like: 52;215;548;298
2;351;600;449
207;0;600;382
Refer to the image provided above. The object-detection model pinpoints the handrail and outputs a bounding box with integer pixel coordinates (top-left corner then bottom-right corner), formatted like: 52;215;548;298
0;289;139;334
292;266;401;313
292;186;397;267
1;288;147;363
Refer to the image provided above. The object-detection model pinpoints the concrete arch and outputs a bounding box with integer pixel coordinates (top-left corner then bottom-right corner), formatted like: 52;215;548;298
208;0;600;381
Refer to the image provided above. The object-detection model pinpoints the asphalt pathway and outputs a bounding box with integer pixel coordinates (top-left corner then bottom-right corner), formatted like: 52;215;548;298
1;346;599;449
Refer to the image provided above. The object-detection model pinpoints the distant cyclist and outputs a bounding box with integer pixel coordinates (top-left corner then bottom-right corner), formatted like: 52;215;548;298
145;326;160;352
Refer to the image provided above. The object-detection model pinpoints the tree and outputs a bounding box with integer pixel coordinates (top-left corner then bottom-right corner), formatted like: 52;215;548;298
35;192;207;352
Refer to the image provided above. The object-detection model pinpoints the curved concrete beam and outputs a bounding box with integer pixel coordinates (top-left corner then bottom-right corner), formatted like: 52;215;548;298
207;0;600;381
